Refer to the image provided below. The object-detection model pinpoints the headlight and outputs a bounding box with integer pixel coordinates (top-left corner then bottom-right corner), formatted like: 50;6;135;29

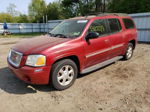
26;55;46;67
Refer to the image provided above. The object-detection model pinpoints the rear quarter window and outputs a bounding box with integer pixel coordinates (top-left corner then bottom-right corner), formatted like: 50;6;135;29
123;18;135;29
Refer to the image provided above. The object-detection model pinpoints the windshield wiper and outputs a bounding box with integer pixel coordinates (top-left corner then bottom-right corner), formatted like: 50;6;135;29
54;34;68;38
48;32;55;37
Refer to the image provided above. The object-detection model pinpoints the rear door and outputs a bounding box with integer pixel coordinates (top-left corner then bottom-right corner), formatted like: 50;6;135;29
83;19;111;68
106;18;124;58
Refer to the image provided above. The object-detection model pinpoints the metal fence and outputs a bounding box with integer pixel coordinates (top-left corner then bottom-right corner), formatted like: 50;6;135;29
0;20;62;34
129;13;150;43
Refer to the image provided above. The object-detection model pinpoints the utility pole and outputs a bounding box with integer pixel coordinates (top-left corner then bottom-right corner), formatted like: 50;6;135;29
43;16;45;23
43;16;45;33
46;15;48;23
45;5;48;33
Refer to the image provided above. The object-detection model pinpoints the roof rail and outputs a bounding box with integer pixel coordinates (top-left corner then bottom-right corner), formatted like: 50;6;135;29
97;13;128;17
85;13;128;17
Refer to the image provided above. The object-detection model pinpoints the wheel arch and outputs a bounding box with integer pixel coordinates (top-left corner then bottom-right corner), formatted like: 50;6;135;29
51;55;80;74
129;39;136;49
49;55;80;84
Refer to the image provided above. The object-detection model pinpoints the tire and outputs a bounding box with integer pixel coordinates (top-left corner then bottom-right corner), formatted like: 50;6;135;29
50;59;78;90
123;43;134;60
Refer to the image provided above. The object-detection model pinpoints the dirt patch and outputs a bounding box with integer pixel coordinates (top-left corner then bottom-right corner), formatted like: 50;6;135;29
0;38;150;112
112;65;136;79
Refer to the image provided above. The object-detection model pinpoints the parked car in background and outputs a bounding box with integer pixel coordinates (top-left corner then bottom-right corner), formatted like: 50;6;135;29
8;13;137;90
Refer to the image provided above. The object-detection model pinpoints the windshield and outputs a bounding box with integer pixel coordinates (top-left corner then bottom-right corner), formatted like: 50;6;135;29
49;19;88;38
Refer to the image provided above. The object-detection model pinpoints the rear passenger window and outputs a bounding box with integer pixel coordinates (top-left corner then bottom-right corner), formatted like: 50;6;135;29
123;19;135;29
108;19;122;33
88;19;107;36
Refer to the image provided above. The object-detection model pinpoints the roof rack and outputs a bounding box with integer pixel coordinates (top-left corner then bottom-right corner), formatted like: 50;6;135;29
85;13;128;17
98;13;128;17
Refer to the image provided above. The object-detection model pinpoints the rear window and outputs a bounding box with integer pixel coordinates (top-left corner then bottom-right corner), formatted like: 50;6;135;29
123;19;135;29
108;19;122;33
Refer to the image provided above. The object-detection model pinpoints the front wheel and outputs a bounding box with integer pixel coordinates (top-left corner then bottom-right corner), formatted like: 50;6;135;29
50;59;78;90
123;43;134;60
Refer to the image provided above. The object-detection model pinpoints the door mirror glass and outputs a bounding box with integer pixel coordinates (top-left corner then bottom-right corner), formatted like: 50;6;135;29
85;32;99;40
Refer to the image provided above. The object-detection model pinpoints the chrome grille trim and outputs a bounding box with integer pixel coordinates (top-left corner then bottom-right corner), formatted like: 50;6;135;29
8;49;23;67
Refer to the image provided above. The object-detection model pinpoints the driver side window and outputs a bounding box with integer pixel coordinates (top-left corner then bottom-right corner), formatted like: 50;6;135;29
88;19;107;37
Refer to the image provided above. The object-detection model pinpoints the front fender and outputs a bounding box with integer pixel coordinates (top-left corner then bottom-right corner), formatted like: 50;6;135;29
46;48;85;73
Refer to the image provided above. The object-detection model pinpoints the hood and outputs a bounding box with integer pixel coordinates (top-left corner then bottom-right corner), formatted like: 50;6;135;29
12;35;71;55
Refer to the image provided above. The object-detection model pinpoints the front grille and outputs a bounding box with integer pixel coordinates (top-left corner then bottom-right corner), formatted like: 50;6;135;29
8;49;23;67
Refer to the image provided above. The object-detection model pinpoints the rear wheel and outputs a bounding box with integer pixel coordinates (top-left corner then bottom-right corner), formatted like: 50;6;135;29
123;43;134;60
50;59;78;90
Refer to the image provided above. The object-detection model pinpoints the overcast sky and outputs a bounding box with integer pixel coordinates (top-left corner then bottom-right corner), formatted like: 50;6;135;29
0;0;57;14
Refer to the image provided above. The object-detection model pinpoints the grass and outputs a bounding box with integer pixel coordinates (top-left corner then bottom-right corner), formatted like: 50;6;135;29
0;33;45;38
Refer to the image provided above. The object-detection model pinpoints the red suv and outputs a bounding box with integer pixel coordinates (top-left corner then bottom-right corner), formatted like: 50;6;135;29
8;13;137;90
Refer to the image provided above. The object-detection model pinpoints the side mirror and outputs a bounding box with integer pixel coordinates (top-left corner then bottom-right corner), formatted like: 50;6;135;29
85;32;99;40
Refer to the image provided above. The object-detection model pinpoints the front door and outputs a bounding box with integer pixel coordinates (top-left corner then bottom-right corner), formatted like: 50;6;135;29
84;19;111;68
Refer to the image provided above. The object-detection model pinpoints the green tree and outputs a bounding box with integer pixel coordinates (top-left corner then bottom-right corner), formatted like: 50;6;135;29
61;0;78;18
108;0;150;13
95;0;103;12
0;13;14;23
14;15;30;23
47;2;62;20
61;0;104;18
28;0;47;22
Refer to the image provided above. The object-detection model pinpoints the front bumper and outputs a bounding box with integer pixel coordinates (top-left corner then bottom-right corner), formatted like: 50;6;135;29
8;61;51;85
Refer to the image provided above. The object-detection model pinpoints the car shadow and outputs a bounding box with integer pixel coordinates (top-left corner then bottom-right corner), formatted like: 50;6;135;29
0;67;55;94
0;62;116;94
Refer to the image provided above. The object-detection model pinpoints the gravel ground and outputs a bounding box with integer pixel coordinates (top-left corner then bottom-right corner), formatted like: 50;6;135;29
0;38;150;112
